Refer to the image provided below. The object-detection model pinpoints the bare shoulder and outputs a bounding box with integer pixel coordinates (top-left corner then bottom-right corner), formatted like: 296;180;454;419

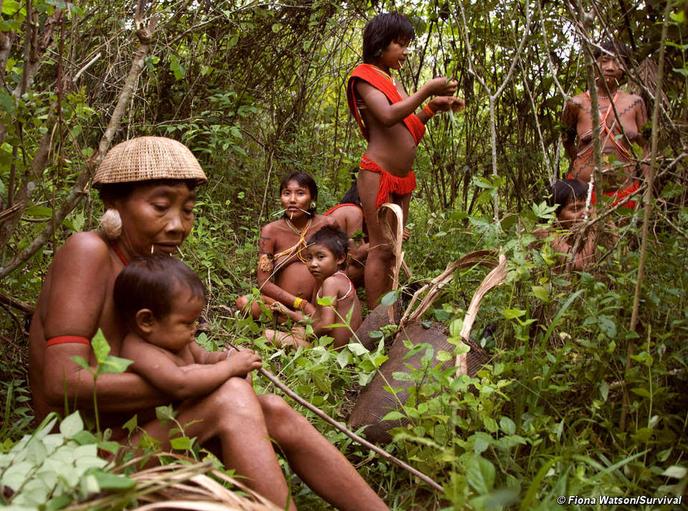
321;274;346;297
261;220;281;237
356;80;384;100
323;215;338;228
567;92;587;109
623;91;645;108
311;214;336;230
53;231;110;268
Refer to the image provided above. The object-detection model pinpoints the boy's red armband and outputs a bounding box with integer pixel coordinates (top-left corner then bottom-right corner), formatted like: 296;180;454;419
46;336;90;347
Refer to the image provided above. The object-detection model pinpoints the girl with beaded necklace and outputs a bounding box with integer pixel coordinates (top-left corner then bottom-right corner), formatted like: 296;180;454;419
235;172;337;319
266;226;362;348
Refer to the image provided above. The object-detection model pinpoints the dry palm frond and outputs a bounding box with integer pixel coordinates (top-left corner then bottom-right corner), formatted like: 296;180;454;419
456;254;507;376
399;250;498;328
378;202;405;321
65;453;280;511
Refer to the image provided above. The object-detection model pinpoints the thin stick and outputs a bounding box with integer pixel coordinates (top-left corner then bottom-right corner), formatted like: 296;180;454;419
622;0;672;432
223;339;443;492
258;365;443;492
72;52;101;82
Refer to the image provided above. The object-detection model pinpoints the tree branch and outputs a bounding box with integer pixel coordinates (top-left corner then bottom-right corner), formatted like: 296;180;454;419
621;0;671;431
0;13;157;280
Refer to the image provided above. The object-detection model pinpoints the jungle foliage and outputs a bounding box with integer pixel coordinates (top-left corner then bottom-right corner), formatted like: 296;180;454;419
1;0;687;509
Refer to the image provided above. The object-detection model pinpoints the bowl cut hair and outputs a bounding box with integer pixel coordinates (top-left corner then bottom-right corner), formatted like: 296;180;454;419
549;179;589;216
307;225;349;260
280;171;318;215
113;254;206;325
362;12;415;64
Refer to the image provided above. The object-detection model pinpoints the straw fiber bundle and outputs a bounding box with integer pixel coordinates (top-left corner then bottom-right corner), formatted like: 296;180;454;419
94;136;207;186
348;322;489;444
65;454;280;511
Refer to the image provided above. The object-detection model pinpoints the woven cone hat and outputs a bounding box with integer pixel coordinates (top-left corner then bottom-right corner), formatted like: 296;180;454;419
94;136;207;186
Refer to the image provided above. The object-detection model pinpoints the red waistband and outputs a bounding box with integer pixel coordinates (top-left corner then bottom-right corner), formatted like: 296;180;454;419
567;176;641;209
47;335;90;347
360;156;416;209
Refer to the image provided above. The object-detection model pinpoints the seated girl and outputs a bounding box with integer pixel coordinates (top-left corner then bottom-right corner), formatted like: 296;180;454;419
544;179;599;271
117;255;262;400
236;172;336;319
324;183;369;287
265;226;362;349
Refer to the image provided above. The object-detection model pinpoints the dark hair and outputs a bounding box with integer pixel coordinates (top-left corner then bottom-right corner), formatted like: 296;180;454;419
97;179;199;204
307;226;349;260
279;171;318;215
340;183;361;206
113;254;206;325
593;39;630;64
362;12;415;64
549;179;589;216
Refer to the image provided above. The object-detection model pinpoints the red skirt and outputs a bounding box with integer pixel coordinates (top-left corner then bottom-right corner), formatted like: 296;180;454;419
360;155;416;209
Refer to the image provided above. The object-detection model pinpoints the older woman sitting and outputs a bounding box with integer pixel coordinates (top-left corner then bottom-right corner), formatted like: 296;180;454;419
28;137;387;511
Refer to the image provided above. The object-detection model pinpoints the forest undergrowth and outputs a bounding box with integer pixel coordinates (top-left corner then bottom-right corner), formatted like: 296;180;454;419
2;191;687;510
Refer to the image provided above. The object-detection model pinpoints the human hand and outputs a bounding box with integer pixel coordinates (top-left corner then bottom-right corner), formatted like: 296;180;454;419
226;348;262;377
426;77;458;96
270;302;291;316
402;227;411;241
430;96;465;112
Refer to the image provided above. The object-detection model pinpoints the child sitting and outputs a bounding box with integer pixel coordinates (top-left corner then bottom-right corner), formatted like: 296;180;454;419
547;179;599;271
266;226;362;349
116;255;261;400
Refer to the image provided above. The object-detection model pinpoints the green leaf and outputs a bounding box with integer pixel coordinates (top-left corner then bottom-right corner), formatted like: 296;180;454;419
449;318;463;338
155;405;176;422
91;329;110;365
45;494;72;511
59;411;83;438
0;90;15;114
466;455;496;494
24;205;53;219
347;342;369;356
483;416;499;433
499;416;516;435
662;465;687;479
316;294;335;307
382;410;405;421
100;355;133;375
170;436;194;451
599;381;609;401
531;285;550;302
122;415;138;434
670;10;685;24
72;430;97;445
336;349;351;368
502;308;525;320
98;441;120;455
436;350;452;362
380;291;399;307
597;315;617;339
71;355;90;370
1;0;21;15
92;469;135;490
471;432;492;454
169;54;186;80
